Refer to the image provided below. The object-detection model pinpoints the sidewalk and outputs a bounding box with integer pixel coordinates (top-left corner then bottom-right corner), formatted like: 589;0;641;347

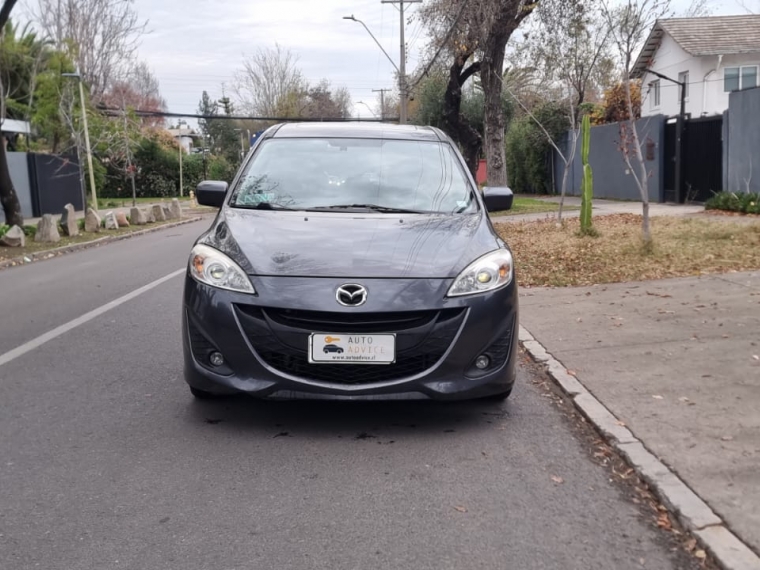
492;197;705;223
519;271;760;561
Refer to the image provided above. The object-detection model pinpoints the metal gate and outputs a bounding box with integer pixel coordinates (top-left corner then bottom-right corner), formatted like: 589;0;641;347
664;116;723;203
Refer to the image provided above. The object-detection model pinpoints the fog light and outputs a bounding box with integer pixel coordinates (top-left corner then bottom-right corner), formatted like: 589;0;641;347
209;352;225;367
475;355;490;370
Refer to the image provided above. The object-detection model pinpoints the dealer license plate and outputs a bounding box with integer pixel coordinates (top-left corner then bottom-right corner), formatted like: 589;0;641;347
309;333;396;364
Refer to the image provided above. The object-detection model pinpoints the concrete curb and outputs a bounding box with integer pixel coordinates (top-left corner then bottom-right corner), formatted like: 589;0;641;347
519;324;760;570
0;216;208;271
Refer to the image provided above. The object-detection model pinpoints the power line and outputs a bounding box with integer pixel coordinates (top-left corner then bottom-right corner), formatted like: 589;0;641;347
98;107;397;122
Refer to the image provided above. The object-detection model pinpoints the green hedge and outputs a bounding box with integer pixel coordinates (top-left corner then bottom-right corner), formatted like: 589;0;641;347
506;102;571;195
705;191;760;214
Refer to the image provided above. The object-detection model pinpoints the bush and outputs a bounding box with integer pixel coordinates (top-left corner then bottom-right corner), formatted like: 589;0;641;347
706;191;760;214
506;101;570;195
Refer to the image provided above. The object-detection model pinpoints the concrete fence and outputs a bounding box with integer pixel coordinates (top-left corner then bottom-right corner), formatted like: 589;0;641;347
1;152;84;224
552;115;666;203
724;87;760;194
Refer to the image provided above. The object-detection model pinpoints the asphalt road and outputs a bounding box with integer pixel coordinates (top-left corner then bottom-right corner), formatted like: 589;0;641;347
0;219;698;570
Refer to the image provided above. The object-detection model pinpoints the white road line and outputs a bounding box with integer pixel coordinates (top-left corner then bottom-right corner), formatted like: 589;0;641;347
0;268;185;368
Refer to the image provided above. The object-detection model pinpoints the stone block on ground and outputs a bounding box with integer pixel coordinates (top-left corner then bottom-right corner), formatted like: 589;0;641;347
152;204;166;222
60;203;79;236
35;214;61;243
144;208;156;223
84;208;101;232
130;207;147;225
162;205;173;219
104;211;119;230
169;198;183;220
0;225;25;247
115;212;130;227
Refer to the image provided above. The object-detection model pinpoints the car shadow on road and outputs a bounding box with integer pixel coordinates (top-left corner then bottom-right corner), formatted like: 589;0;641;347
181;396;514;440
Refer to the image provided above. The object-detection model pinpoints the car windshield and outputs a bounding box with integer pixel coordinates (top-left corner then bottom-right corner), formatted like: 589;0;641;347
230;138;478;214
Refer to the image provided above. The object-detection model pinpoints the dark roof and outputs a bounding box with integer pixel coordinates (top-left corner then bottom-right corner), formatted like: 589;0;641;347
271;122;444;142
631;15;760;78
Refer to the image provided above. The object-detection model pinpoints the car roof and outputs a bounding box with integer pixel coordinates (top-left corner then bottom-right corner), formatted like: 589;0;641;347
269;122;445;142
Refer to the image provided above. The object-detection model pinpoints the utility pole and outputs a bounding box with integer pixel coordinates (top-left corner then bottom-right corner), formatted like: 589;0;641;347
381;0;421;124
177;119;186;197
372;88;390;121
62;72;97;210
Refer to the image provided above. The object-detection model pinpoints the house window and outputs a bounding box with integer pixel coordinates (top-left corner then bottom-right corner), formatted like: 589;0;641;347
678;71;689;99
650;79;661;109
724;66;758;92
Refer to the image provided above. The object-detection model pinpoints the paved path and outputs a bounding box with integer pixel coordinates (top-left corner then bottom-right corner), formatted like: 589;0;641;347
0;220;700;570
492;197;705;223
520;273;760;558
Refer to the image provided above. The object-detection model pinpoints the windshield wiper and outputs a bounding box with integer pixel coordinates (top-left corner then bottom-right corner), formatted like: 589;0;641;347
234;202;297;211
306;204;426;214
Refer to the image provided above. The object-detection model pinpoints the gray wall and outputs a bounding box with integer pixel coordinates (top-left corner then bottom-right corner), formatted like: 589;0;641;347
724;87;760;194
1;152;34;223
554;115;665;203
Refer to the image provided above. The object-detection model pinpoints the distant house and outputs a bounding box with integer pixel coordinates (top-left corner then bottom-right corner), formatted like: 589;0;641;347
166;127;196;152
632;15;760;118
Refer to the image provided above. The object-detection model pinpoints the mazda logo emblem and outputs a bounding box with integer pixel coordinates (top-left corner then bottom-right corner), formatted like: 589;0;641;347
336;284;368;307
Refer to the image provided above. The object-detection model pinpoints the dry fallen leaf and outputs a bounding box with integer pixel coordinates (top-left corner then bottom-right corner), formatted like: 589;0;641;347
652;395;664;400
753;355;759;361
551;475;564;484
657;513;672;530
453;505;467;513
695;549;707;560
685;538;697;552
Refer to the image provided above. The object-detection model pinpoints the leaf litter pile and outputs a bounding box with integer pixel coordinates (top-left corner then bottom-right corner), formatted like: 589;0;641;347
494;214;760;287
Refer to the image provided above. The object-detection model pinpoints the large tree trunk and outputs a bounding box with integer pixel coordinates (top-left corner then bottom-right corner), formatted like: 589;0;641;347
481;54;508;187
0;138;24;227
441;56;482;179
481;1;537;187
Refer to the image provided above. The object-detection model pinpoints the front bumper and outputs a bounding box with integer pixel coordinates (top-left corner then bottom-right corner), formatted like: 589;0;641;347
182;274;518;401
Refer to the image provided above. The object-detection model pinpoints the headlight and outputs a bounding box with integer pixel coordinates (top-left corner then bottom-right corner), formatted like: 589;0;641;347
447;249;514;297
189;244;255;294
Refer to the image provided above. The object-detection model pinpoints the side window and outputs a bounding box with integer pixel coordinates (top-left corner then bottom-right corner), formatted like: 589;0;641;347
724;67;740;92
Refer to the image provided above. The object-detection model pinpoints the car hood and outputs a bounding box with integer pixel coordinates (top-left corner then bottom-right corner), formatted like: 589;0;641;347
200;208;501;279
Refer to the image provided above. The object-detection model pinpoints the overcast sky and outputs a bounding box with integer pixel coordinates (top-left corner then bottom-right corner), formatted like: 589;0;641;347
27;0;755;119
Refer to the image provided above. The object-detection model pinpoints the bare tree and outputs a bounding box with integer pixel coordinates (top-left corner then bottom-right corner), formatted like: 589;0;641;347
0;0;24;227
31;0;147;99
102;60;166;126
600;0;673;246
520;0;611;220
233;44;307;117
683;0;713;16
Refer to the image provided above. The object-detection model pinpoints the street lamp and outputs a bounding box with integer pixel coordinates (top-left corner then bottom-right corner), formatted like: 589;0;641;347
645;69;687;203
356;101;378;119
62;71;97;211
344;14;409;124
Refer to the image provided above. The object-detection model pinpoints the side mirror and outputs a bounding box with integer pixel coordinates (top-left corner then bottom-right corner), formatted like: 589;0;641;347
482;186;514;212
196;181;229;208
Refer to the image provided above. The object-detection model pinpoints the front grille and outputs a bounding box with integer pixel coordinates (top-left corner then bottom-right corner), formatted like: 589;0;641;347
235;306;465;385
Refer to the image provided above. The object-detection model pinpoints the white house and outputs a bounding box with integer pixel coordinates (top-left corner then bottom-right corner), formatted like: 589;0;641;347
166;127;196;152
632;15;760;118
